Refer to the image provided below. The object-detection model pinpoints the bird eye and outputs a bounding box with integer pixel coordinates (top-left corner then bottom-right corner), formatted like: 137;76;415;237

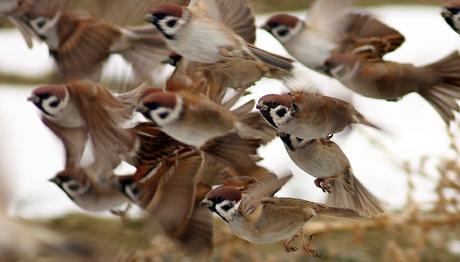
159;112;169;119
277;29;289;37
166;19;177;28
221;204;233;211
49;100;60;108
296;137;303;142
276;108;287;117
68;183;80;191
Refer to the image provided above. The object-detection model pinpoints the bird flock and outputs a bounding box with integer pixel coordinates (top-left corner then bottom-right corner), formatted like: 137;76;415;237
2;0;460;258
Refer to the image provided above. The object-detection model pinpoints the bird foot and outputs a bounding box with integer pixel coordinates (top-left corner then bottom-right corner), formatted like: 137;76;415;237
283;235;299;252
314;176;336;193
110;203;132;223
303;235;320;257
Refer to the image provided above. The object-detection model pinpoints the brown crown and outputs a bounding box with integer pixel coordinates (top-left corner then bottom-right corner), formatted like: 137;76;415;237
140;91;178;109
258;94;291;107
32;84;67;99
149;4;184;18
265;14;299;29
206;186;242;203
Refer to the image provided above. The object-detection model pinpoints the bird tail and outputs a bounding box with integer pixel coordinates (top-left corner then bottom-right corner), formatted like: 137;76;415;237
247;44;294;72
419;51;460;124
326;173;385;218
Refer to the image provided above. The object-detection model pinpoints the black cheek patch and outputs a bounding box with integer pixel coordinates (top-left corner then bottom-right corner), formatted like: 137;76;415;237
276;108;287;117
258;109;277;128
279;133;294;151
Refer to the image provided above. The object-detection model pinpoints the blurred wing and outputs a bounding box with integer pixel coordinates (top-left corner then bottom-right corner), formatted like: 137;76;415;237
194;0;256;43
41;118;88;168
8;18;35;48
176;205;213;255
147;151;204;240
238;175;292;216
67;81;134;175
94;0;189;26
307;0;353;42
54;12;121;80
201;132;260;176
341;12;405;56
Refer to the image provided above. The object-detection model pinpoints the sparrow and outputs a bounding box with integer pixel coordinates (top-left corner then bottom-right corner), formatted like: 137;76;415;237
324;48;460;124
49;166;130;212
145;2;294;84
441;1;460;35
279;133;385;218
4;0;171;81
261;0;405;74
136;88;276;175
200;175;361;254
28;80;135;168
256;91;378;141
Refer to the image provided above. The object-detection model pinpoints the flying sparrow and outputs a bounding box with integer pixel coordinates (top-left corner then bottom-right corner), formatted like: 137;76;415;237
28;80;135;167
261;0;404;74
279;133;385;218
136;88;275;175
200;175;361;254
5;0;171;81
256;91;378;140
325;48;460;124
145;2;294;83
49;166;130;212
441;1;460;35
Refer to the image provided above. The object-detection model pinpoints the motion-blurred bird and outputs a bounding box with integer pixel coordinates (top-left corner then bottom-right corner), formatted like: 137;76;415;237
200;175;361;254
279;133;385;218
325;48;460;124
145;1;294;84
441;0;460;35
3;0;171;81
262;0;404;74
257;91;378;140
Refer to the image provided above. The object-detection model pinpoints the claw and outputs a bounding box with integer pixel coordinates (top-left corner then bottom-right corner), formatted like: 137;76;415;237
313;176;336;193
303;234;320;257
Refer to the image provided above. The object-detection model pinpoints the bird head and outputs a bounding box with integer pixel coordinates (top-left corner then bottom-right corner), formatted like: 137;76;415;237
146;4;189;40
200;185;242;223
262;14;302;43
137;89;183;127
256;94;293;128
28;84;69;118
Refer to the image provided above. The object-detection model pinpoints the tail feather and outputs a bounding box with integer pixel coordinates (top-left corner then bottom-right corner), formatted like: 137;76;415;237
326;175;385;218
420;51;460;124
316;205;362;219
247;44;294;72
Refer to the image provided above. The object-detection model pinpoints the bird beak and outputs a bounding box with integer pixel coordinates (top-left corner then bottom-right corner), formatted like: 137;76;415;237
256;101;267;111
48;177;59;184
136;104;149;114
27;95;40;104
199;199;213;208
144;13;158;24
260;24;270;31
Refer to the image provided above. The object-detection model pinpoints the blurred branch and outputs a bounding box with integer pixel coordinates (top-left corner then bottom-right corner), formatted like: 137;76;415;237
0;72;52;86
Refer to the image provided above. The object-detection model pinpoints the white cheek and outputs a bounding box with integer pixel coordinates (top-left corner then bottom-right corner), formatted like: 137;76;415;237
454;14;460;31
159;17;183;36
216;200;238;222
30;12;60;35
42;96;62;116
150;96;183;127
63;181;90;198
269;105;292;126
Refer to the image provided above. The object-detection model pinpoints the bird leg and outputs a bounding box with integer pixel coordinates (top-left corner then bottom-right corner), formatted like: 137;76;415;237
110;202;132;223
313;176;337;193
283;233;300;252
302;234;320;257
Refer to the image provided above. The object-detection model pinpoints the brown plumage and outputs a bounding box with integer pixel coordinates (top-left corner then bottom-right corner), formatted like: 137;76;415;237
257;91;378;140
326;49;460;124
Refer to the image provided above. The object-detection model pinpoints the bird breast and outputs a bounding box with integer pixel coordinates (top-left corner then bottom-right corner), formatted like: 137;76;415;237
284;30;336;70
167;16;238;64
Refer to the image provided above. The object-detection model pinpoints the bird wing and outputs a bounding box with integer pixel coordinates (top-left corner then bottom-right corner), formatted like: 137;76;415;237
238;175;292;217
340;12;405;57
306;0;354;42
192;0;256;43
54;12;122;80
41;118;87;168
